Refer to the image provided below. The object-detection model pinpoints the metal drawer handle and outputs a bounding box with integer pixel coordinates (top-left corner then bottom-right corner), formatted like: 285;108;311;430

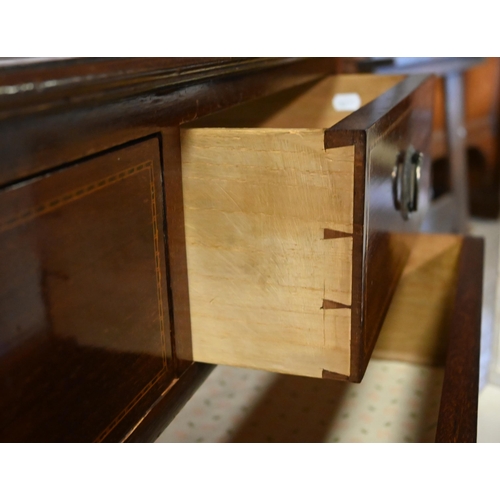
392;145;423;220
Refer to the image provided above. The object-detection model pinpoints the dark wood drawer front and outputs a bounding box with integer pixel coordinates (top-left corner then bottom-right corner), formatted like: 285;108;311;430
0;138;173;442
325;75;435;381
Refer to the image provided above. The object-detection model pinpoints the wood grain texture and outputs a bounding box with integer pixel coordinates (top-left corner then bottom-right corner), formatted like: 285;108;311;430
182;128;355;377
373;234;462;365
436;237;483;443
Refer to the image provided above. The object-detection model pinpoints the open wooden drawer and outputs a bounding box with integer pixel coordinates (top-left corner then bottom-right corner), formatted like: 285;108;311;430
179;74;436;382
372;234;482;442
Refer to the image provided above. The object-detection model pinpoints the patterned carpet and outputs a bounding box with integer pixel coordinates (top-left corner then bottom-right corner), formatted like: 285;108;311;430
157;359;444;443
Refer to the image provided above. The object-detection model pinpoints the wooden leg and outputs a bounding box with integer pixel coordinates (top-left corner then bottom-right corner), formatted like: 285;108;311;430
444;71;470;234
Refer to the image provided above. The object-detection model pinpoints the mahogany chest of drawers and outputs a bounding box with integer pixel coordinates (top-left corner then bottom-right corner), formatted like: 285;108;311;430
0;58;481;442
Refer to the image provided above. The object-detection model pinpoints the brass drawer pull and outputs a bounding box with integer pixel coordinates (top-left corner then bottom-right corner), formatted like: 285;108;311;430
392;145;423;220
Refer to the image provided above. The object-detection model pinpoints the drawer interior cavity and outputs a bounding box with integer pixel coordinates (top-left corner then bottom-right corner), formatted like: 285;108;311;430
184;74;405;129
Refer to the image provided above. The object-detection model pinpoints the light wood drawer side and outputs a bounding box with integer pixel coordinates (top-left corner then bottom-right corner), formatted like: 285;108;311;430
182;128;355;378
